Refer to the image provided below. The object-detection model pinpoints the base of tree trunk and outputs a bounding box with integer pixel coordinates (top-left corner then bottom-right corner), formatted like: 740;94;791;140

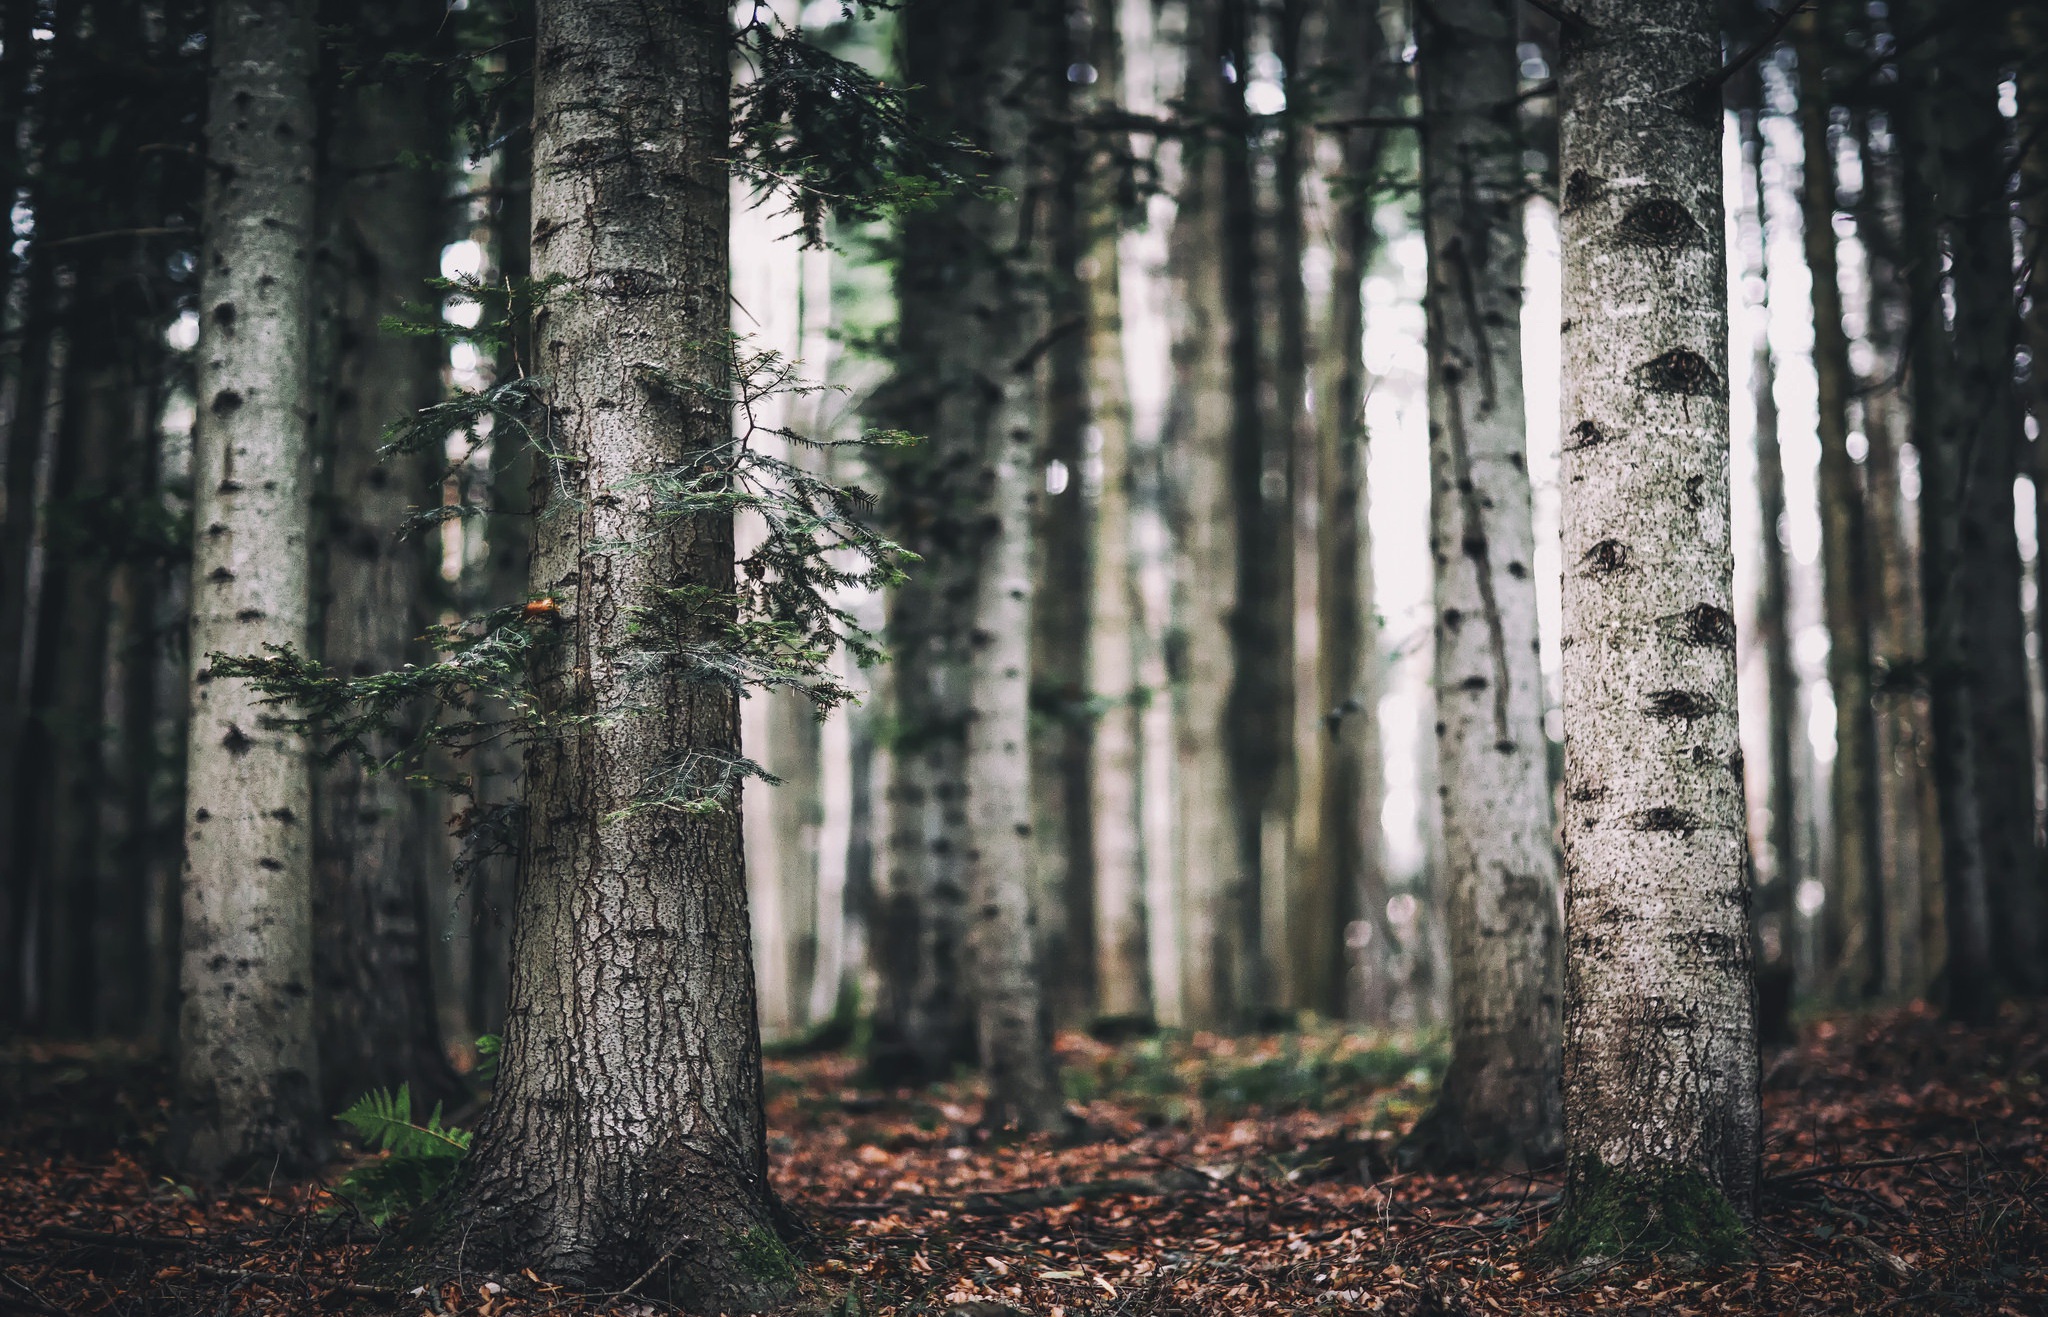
365;1193;807;1314
1538;1157;1749;1264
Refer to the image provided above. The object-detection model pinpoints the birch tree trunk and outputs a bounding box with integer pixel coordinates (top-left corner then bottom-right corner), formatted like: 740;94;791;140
308;0;463;1113
1739;95;1798;1044
1794;12;1884;1000
1403;0;1561;1168
408;1;795;1303
1550;0;1758;1255
170;0;323;1179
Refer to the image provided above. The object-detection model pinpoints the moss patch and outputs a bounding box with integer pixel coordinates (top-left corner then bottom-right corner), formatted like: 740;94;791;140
1537;1156;1748;1264
734;1223;801;1287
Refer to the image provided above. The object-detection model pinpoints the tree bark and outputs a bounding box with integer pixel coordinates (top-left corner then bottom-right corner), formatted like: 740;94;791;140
308;0;464;1114
1165;0;1262;1029
170;0;324;1179
1739;95;1798;1045
1032;0;1099;1030
1315;0;1391;1023
411;1;794;1305
1406;0;1562;1169
2021;0;2048;997
1550;0;1759;1255
1794;11;1885;1000
1897;0;1998;1021
1083;0;1152;1026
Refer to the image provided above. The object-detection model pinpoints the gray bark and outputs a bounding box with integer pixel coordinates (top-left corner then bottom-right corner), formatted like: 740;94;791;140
1408;0;1562;1169
1553;0;1760;1245
415;1;793;1304
309;0;463;1113
170;0;324;1179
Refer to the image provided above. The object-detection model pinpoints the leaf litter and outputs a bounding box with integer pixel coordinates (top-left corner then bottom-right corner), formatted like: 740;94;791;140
0;1002;2041;1314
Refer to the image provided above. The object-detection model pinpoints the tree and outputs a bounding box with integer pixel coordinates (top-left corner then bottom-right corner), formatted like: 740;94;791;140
1548;0;1758;1258
1793;8;1884;1000
308;0;466;1113
1314;0;1392;1021
1896;0;1996;1021
396;0;798;1303
1738;81;1798;1045
170;0;324;1178
1404;0;1562;1169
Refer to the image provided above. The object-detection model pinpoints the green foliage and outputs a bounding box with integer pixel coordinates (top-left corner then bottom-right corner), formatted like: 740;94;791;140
333;1084;473;1227
1062;1028;1448;1123
733;10;978;245
1538;1155;1749;1264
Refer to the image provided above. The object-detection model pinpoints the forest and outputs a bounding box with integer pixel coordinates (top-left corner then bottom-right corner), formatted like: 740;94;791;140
0;0;2044;1312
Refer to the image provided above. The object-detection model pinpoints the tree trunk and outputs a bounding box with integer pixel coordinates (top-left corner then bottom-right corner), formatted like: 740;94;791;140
170;0;323;1179
1315;0;1391;1023
1405;0;1562;1169
412;1;794;1304
1739;95;1798;1044
1897;0;1998;1021
308;0;464;1114
1850;106;1930;1001
2022;0;2048;992
1794;11;1884;1000
1936;9;2040;999
1031;0;1099;1030
471;107;535;1039
1083;0;1151;1026
1550;0;1759;1256
1166;0;1262;1028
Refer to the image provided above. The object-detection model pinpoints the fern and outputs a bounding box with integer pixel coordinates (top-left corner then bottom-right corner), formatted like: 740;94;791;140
338;1083;473;1159
333;1084;473;1226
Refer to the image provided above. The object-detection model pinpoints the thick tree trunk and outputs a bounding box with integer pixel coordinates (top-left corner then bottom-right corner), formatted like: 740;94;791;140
2022;0;2048;989
414;1;793;1305
1550;0;1759;1256
1083;0;1151;1026
308;0;463;1113
1794;13;1884;1000
1898;0;1997;1021
1407;0;1562;1169
1315;0;1391;1023
170;0;323;1179
1739;98;1798;1044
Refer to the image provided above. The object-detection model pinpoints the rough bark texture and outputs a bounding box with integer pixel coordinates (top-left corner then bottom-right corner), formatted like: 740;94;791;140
1408;0;1562;1170
1794;13;1884;1000
1897;0;1995;1021
1316;0;1391;1022
1739;98;1797;1046
1083;0;1152;1026
308;0;463;1114
170;0;324;1180
1551;0;1759;1256
2023;0;2048;1000
411;2;793;1305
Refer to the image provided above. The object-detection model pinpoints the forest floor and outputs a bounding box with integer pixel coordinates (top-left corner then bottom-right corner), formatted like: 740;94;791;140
0;1003;2041;1315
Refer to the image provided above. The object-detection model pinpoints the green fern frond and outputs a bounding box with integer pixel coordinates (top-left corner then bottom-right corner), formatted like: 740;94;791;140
336;1083;473;1160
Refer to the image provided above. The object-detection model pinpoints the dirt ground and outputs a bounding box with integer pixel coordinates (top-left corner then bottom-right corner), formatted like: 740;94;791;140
0;1002;2040;1314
